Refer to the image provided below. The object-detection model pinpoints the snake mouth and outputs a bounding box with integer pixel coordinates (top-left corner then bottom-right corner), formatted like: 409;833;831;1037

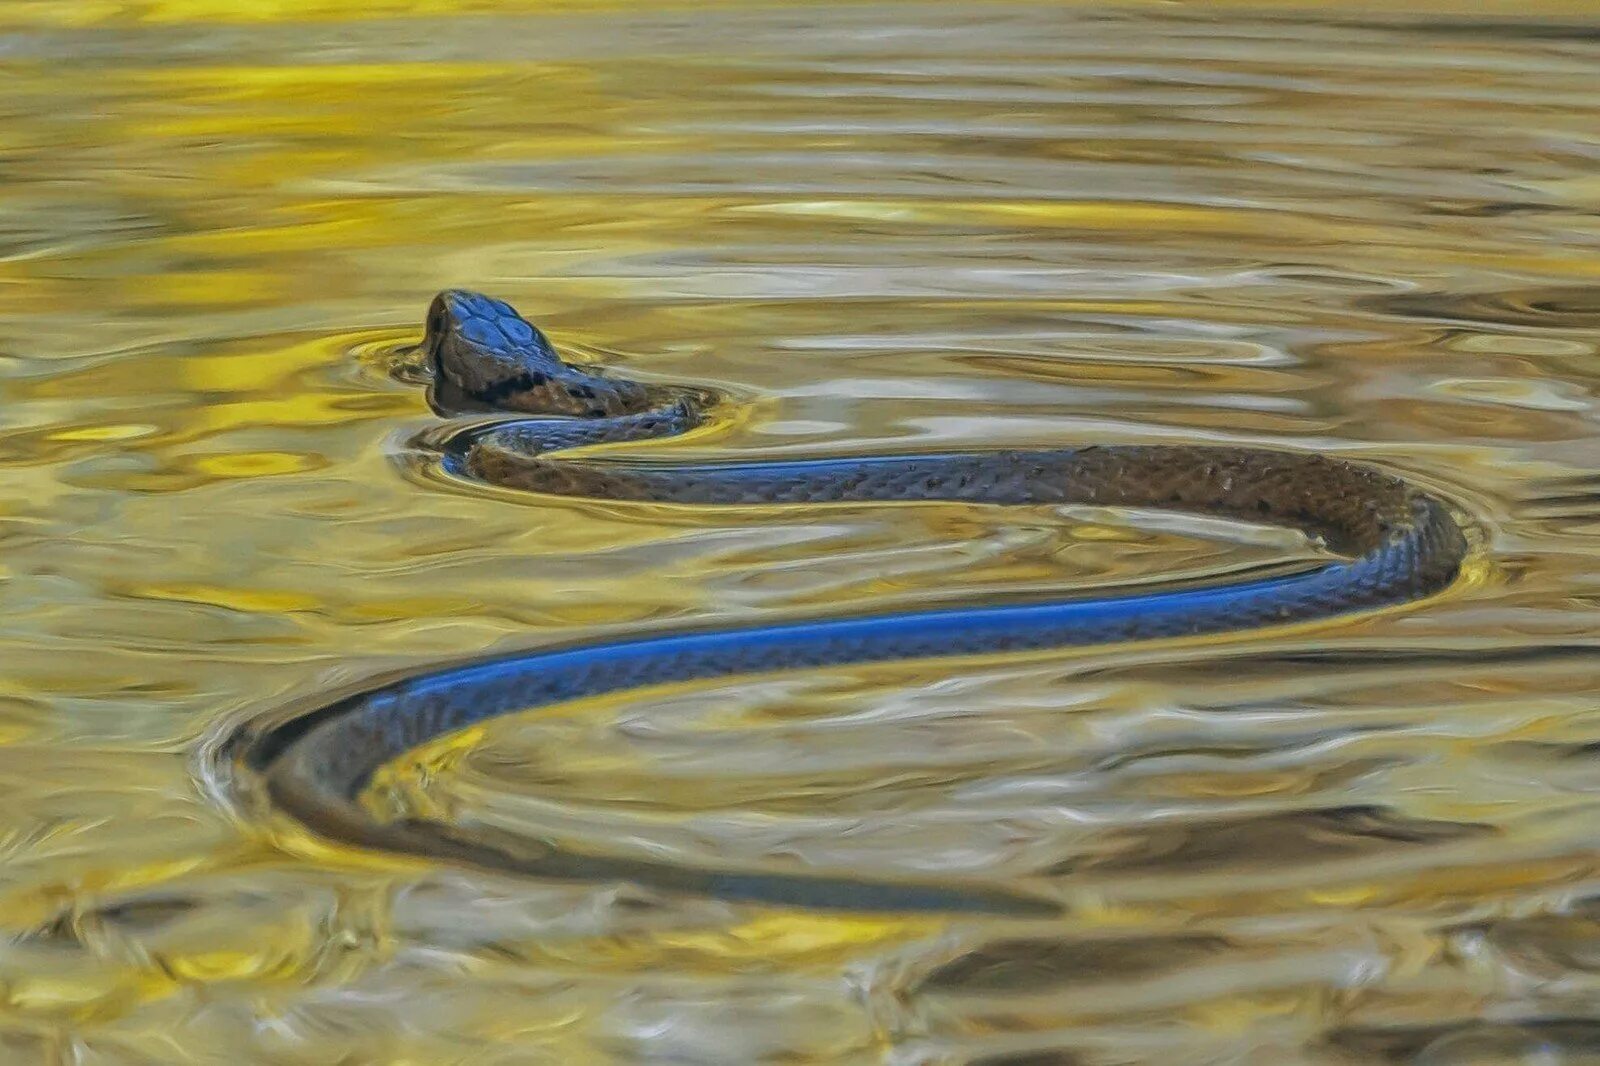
425;367;499;417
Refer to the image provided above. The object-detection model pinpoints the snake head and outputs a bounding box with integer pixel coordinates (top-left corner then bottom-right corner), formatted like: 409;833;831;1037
423;290;653;417
423;290;570;410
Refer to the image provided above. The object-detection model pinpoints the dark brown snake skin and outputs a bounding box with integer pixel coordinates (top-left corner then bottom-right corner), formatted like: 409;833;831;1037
228;290;1471;915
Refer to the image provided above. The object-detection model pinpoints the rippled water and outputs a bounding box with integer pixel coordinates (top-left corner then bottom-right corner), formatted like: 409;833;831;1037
2;3;1600;1063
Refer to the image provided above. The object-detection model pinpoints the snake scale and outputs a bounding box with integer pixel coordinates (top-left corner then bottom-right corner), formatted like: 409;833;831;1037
233;290;1469;916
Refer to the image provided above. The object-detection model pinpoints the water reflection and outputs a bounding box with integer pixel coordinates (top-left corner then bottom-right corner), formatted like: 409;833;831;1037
0;2;1598;1063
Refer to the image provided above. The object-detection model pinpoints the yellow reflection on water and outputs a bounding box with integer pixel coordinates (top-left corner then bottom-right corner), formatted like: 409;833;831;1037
1;1;1599;1062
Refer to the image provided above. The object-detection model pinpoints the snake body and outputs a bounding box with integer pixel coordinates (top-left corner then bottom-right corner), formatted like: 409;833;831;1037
236;290;1468;915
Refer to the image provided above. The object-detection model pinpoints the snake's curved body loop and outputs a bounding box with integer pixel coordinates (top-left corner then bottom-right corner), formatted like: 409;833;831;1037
235;290;1468;916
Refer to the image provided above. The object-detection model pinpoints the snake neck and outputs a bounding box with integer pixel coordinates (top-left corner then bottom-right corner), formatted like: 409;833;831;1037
437;360;656;419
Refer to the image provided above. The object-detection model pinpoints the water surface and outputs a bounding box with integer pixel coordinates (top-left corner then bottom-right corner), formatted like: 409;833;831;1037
1;3;1599;1063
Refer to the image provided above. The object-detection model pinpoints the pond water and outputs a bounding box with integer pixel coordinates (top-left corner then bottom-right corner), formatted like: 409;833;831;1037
2;3;1599;1063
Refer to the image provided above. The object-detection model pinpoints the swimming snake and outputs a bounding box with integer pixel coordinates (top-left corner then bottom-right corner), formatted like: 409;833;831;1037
231;290;1468;916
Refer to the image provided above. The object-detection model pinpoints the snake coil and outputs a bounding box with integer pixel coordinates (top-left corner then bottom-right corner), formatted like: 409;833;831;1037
230;290;1468;916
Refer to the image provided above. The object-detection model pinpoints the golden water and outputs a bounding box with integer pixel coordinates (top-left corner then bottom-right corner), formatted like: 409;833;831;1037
2;3;1599;1062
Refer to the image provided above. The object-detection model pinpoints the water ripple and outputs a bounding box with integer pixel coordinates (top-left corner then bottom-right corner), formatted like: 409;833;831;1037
0;2;1596;1062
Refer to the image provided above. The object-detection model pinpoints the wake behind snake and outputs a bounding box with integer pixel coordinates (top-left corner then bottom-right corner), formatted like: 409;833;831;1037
226;290;1469;916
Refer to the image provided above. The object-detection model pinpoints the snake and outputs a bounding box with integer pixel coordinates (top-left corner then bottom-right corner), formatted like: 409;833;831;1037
231;289;1469;917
